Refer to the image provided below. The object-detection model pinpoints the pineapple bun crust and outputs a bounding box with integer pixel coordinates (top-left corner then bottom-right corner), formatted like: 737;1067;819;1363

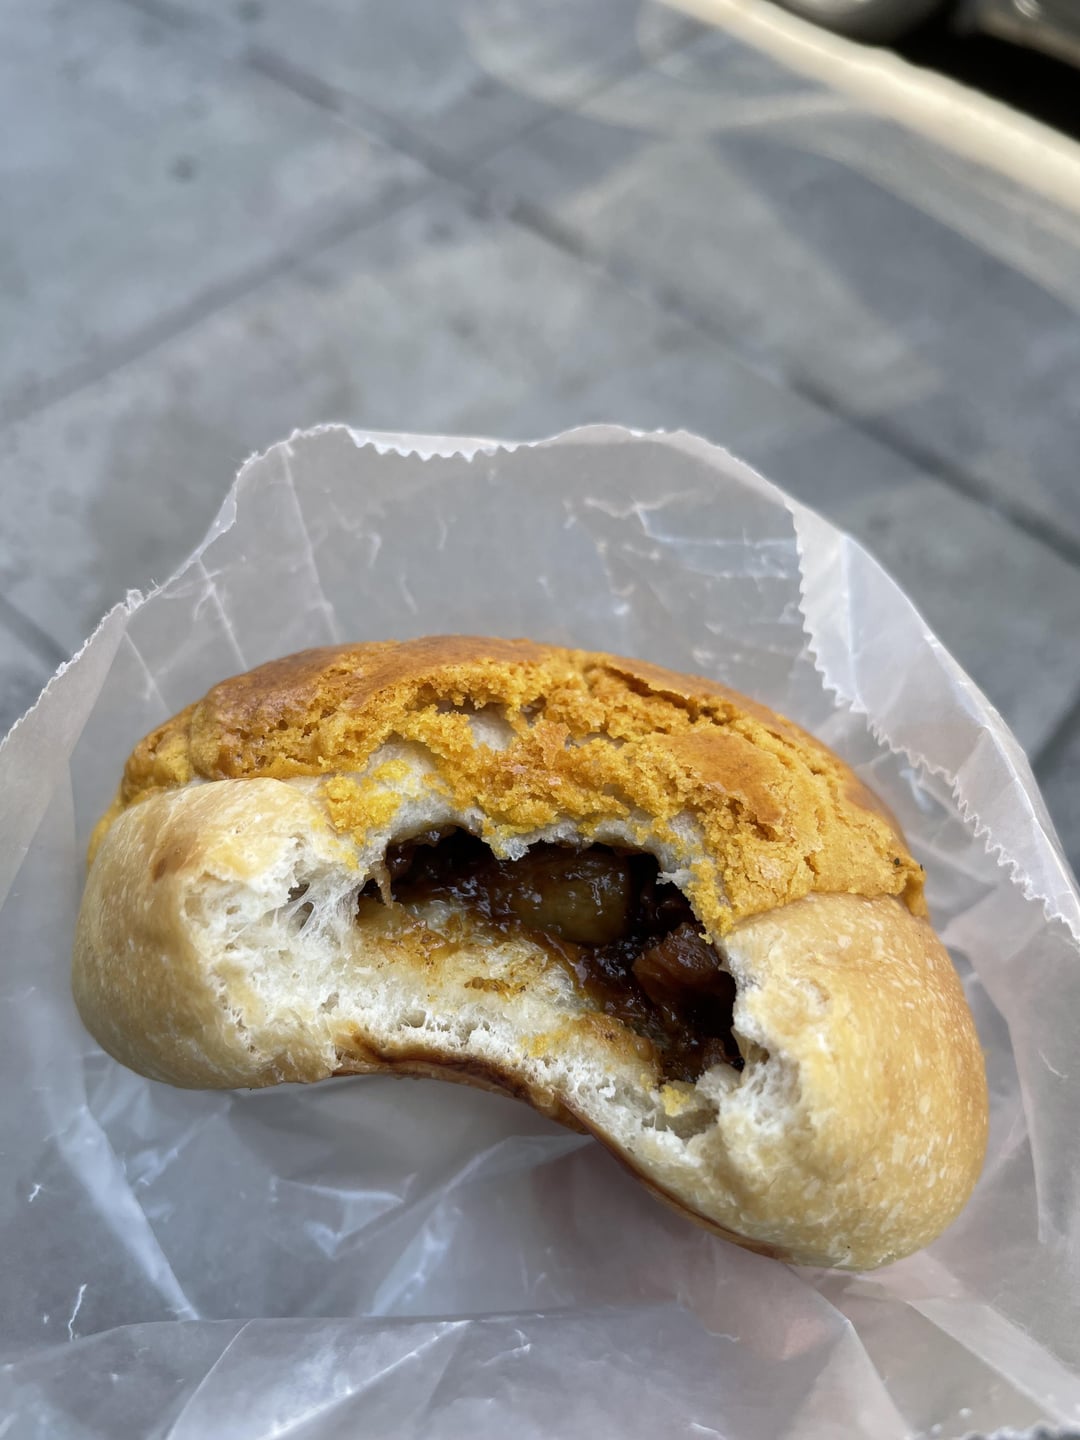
95;635;925;937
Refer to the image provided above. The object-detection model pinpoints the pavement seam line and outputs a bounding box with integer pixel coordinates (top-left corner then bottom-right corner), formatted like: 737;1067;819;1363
109;0;707;180
0;596;69;670
204;19;1080;572
0;180;434;431
61;0;703;424
497;193;1080;574
72;0;1080;575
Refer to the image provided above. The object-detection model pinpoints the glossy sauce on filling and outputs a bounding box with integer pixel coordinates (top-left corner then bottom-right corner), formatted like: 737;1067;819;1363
359;830;742;1082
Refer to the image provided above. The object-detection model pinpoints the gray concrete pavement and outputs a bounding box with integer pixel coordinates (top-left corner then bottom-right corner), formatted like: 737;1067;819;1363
3;0;1080;872
168;0;702;163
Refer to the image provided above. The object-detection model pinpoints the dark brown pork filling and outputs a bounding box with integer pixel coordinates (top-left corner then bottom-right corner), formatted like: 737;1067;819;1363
362;830;742;1083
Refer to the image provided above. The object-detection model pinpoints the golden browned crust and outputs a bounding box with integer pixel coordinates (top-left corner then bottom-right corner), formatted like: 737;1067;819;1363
93;637;924;936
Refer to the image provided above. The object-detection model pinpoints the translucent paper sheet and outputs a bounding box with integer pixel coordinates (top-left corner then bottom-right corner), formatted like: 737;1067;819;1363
2;425;1079;1440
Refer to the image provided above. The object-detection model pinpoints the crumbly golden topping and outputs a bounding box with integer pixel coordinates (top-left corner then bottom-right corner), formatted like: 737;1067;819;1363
93;636;925;933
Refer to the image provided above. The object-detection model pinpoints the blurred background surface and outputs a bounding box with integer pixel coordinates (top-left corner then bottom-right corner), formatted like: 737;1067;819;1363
3;0;1079;873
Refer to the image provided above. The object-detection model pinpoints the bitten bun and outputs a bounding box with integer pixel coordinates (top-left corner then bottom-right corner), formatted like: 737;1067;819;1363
73;637;987;1269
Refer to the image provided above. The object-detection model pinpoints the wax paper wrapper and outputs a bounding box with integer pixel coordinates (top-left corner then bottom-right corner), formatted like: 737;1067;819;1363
2;425;1079;1440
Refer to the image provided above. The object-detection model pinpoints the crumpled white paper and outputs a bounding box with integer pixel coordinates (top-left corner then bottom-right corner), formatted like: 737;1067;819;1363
2;425;1079;1440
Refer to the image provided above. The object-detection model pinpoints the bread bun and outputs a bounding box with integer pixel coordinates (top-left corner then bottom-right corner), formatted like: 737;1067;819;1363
73;637;987;1269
